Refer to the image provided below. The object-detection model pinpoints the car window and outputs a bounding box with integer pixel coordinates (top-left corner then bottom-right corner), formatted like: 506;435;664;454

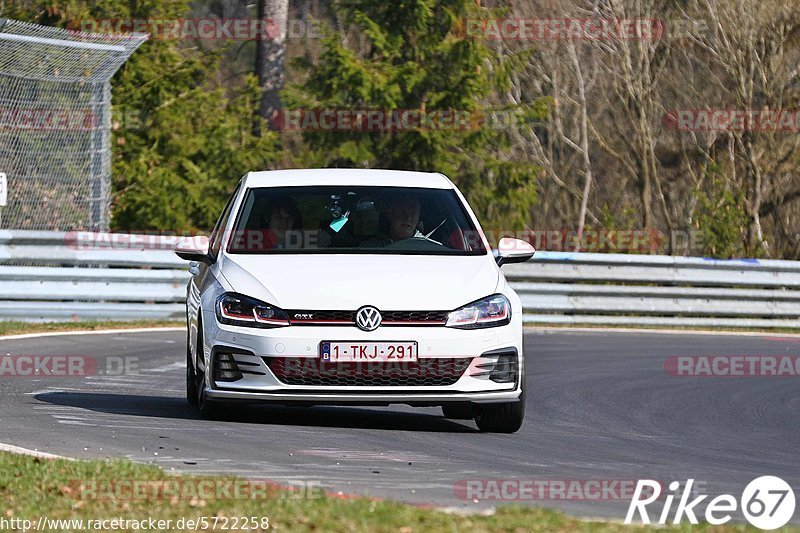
209;183;241;258
226;186;488;255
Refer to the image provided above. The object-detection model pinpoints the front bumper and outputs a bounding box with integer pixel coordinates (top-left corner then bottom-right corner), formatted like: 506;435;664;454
205;388;522;405
201;311;524;405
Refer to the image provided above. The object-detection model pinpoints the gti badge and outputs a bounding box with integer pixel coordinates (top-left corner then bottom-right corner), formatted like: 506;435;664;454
355;306;382;331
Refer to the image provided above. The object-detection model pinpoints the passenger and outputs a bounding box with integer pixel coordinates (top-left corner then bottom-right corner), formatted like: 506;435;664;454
262;196;302;249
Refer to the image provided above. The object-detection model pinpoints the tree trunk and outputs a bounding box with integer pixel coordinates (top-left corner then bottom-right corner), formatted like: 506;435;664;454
254;0;289;135
568;41;593;252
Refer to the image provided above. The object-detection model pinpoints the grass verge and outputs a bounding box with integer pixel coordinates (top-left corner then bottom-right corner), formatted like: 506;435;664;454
0;452;755;532
0;320;183;337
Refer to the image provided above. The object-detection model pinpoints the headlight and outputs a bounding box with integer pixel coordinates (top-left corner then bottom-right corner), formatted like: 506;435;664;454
216;293;290;328
445;294;511;329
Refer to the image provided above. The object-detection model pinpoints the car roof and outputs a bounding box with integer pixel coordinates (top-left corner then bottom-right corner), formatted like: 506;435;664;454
244;168;454;189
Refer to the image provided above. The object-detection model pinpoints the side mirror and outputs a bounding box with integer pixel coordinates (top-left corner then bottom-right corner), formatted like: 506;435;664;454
175;235;212;264
495;237;535;267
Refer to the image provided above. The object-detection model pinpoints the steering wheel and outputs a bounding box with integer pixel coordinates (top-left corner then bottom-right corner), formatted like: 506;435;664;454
384;236;446;251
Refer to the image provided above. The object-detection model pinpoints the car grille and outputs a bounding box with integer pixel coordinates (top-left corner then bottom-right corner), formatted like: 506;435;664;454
264;357;472;386
287;310;448;326
381;311;448;324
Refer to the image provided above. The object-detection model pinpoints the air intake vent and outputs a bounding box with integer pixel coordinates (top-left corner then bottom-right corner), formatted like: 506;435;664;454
213;352;243;382
473;348;518;384
211;347;266;383
489;353;517;383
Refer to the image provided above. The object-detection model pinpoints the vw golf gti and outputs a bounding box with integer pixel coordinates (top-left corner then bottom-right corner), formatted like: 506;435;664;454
175;169;534;432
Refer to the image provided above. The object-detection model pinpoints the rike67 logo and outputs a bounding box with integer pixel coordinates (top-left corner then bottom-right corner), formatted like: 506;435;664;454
626;477;795;529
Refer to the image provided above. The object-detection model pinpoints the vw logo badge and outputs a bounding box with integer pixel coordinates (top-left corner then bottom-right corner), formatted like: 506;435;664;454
355;306;382;331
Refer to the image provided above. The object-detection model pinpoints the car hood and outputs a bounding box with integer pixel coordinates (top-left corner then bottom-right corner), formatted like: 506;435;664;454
220;254;500;310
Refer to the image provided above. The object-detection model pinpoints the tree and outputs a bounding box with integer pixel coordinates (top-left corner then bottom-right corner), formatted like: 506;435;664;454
254;0;289;135
2;0;283;232
286;0;544;232
679;0;800;256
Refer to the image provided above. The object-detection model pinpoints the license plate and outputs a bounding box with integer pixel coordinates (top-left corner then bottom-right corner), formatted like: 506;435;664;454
321;341;418;362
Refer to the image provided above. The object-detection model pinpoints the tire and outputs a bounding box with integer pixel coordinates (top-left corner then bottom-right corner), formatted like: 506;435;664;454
193;320;226;420
197;383;226;420
441;403;474;420
474;387;525;433
196;358;228;420
186;331;198;406
186;348;198;406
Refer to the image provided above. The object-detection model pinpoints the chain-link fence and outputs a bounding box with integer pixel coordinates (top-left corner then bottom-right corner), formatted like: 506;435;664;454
0;18;147;231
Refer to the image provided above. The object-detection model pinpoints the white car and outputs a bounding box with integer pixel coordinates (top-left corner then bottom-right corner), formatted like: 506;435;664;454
175;169;534;432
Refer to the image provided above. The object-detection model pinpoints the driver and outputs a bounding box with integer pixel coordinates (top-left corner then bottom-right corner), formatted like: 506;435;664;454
387;194;421;241
360;193;423;247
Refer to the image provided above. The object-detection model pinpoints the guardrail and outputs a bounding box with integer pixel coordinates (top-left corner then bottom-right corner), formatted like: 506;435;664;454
0;231;798;328
0;230;187;321
506;251;800;328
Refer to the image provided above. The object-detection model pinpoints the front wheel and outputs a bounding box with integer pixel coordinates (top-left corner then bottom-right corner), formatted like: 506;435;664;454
198;385;226;420
197;368;228;420
186;334;198;406
442;403;474;420
474;387;525;433
193;322;226;420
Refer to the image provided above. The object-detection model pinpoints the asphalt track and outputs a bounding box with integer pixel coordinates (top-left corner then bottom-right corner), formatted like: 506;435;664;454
1;328;798;522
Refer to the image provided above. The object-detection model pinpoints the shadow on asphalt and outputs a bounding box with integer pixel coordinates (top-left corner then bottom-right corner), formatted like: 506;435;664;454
33;391;478;433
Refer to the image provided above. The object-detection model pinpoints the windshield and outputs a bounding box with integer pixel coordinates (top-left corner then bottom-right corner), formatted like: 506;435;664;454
226;186;487;255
